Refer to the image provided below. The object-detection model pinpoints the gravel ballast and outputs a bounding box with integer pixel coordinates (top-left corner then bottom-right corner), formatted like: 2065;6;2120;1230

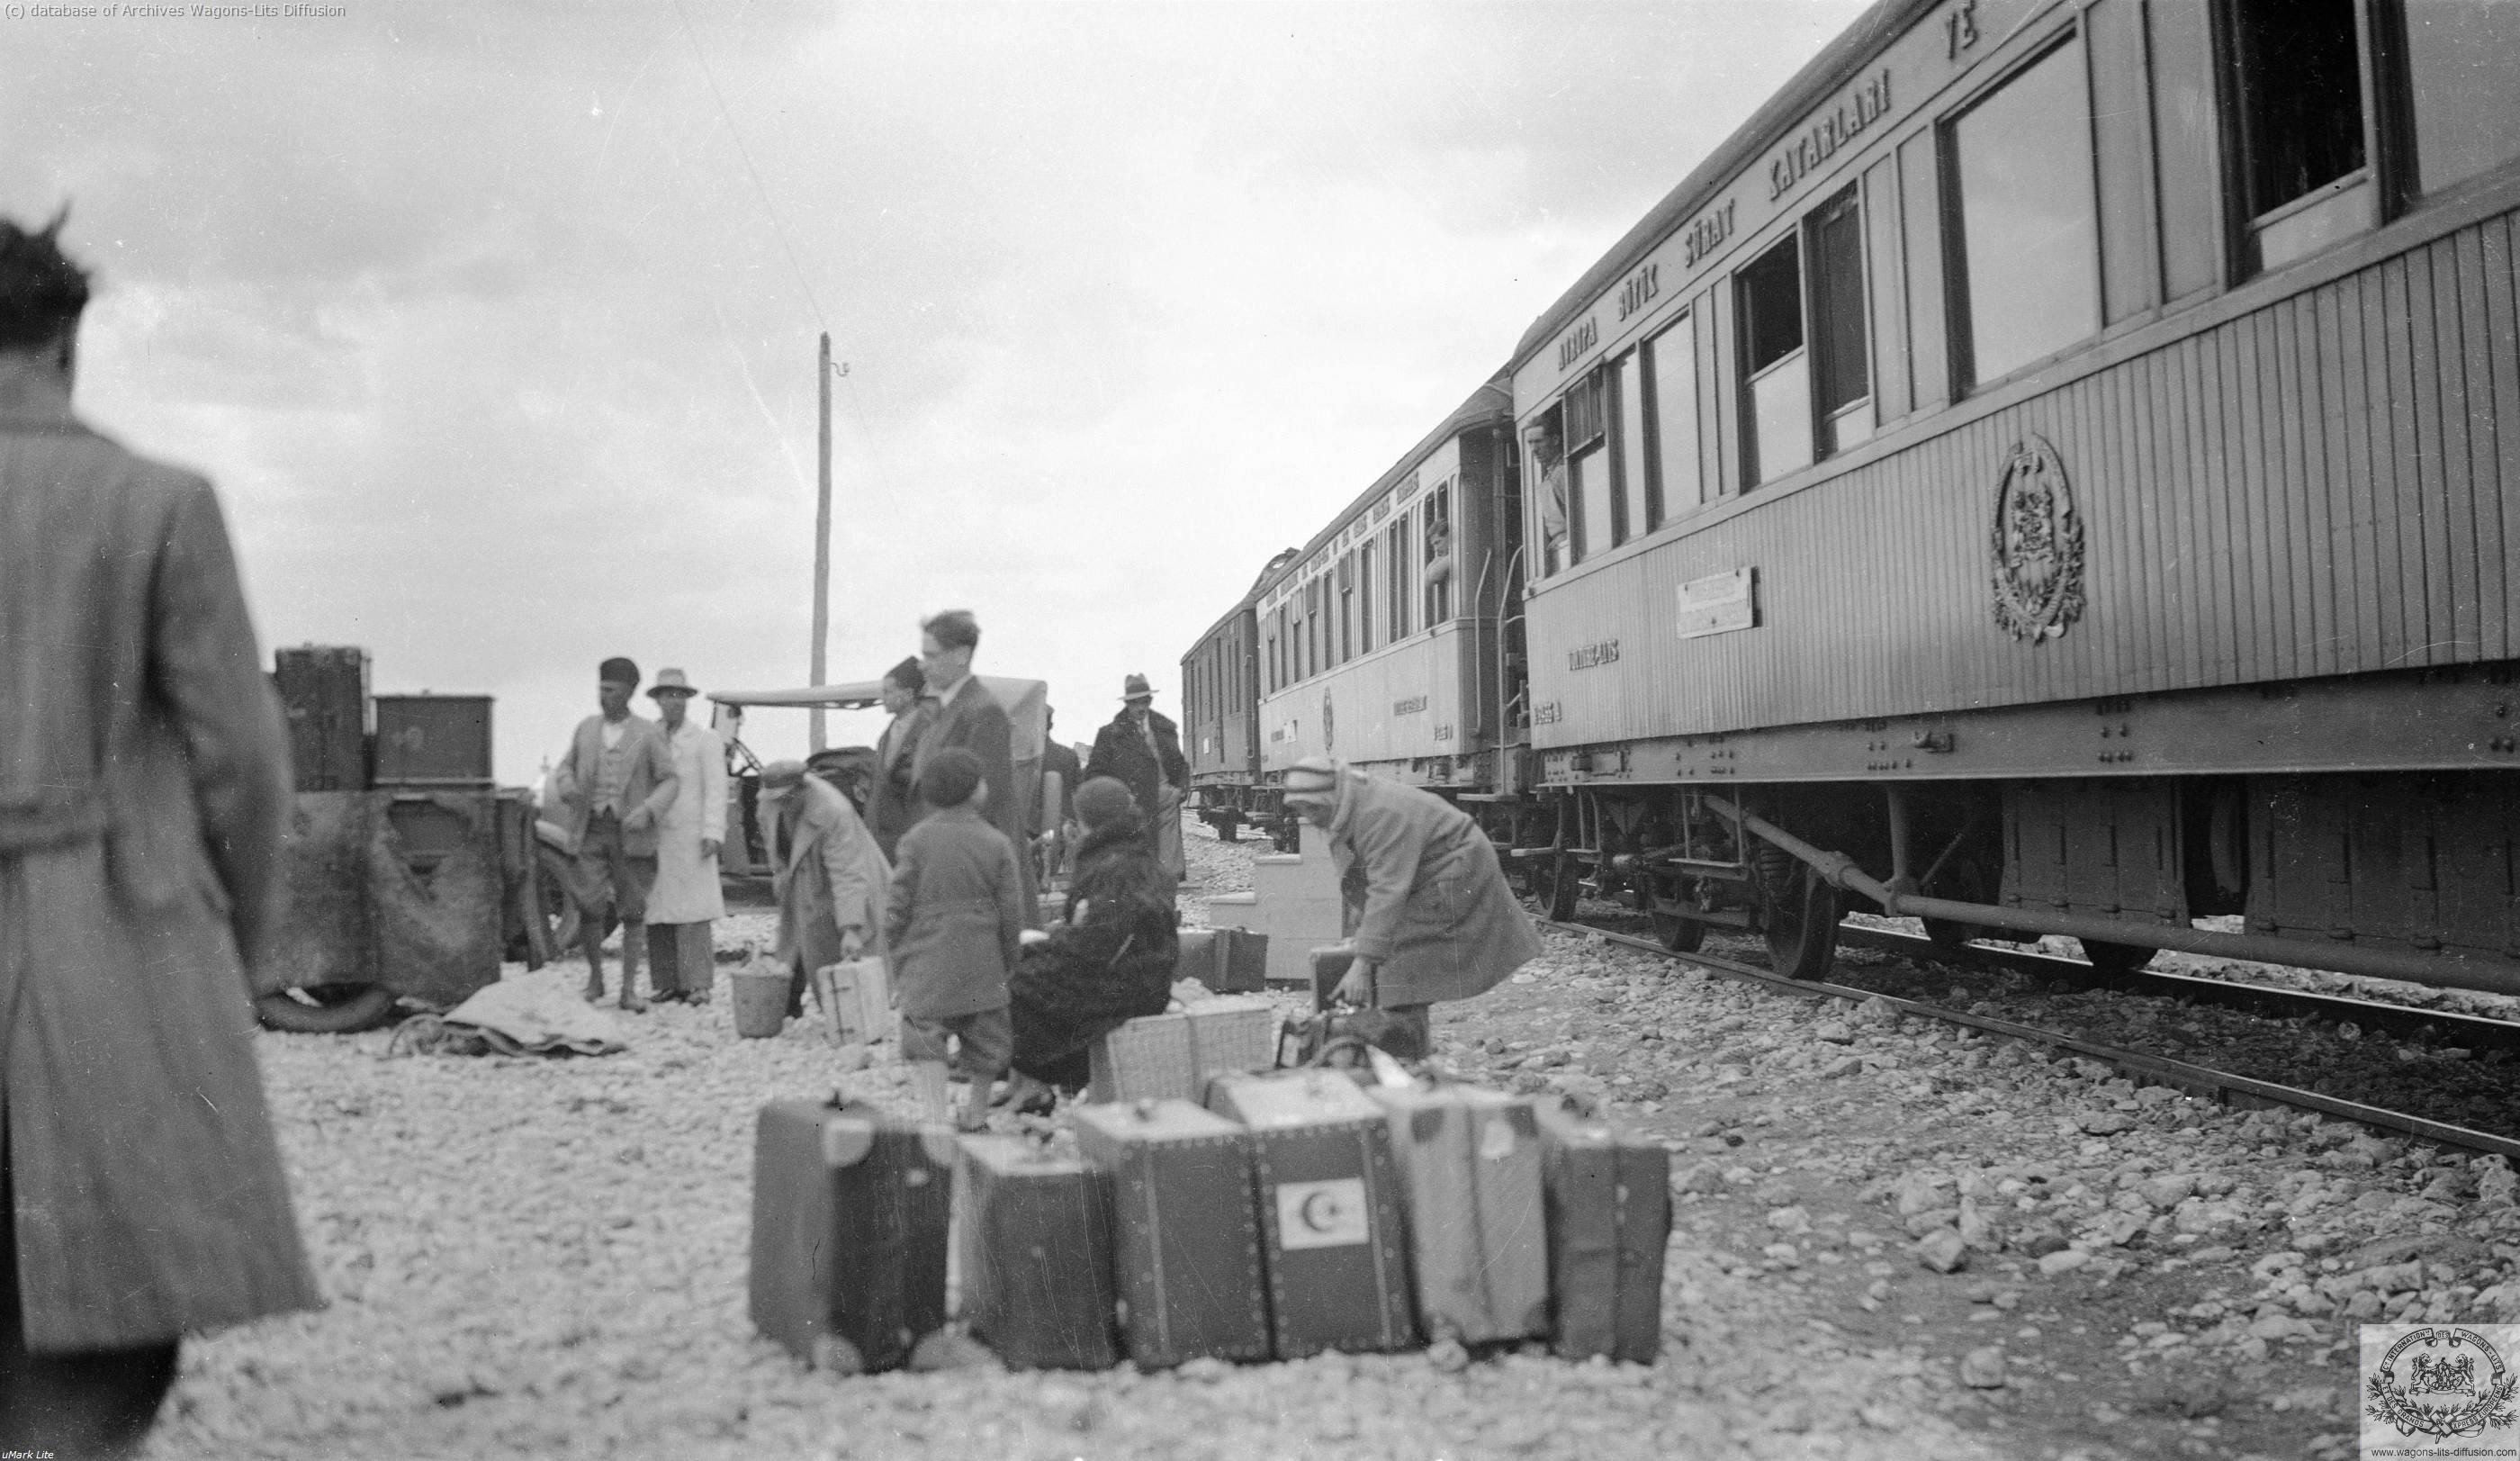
134;824;2520;1460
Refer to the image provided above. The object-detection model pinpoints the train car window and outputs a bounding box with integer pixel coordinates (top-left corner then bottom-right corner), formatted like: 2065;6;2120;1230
2406;0;2520;194
2150;0;2224;302
1386;516;1411;638
1807;187;1871;452
1645;311;1700;520
1737;237;1814;486
2227;0;2370;269
1337;553;1354;663
1948;36;2101;386
1526;406;1569;577
1425;483;1453;623
1359;539;1375;653
1564;370;1609;561
1614;351;1648;546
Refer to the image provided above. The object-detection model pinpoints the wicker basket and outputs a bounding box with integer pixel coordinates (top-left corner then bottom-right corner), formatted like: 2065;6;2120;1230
1184;997;1279;1082
1087;1012;1195;1105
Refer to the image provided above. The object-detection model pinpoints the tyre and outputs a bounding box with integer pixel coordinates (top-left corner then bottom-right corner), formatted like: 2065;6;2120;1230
2081;939;2157;981
1641;873;1707;952
539;845;616;952
1762;862;1844;981
255;983;399;1034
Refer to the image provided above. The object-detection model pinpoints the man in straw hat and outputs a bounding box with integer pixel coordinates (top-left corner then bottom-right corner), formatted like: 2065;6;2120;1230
1085;672;1189;883
641;668;727;1004
556;656;680;1011
1280;755;1543;1051
0;208;320;1455
755;759;890;1028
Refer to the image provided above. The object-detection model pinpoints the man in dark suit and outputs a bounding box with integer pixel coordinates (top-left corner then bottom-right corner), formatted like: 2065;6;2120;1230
911;609;1039;926
1085;672;1190;879
557;657;680;1009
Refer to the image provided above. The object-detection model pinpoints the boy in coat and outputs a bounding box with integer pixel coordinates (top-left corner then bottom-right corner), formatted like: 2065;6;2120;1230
0;211;320;1455
884;748;1023;1132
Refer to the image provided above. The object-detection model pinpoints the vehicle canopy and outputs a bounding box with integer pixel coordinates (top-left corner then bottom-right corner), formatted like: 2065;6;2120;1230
707;676;1051;823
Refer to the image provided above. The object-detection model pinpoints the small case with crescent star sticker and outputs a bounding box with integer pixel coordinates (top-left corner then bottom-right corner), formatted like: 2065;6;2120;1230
1533;1097;1671;1363
748;1098;956;1374
1205;1069;1417;1357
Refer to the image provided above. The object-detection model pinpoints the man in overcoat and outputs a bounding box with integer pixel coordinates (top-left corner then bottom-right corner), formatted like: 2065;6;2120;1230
557;658;680;1010
1281;756;1542;1052
756;760;891;1024
642;668;726;1003
0;212;320;1455
867;656;929;861
911;609;1039;926
1084;673;1189;880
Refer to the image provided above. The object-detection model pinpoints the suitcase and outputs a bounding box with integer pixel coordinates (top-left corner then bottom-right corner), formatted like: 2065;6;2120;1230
1179;926;1270;994
1367;1087;1550;1344
1182;997;1277;1087
1087;1012;1196;1104
1534;1100;1672;1363
1205;1070;1417;1357
272;645;368;792
811;958;893;1047
1072;1099;1271;1367
749;1099;955;1373
954;1135;1120;1370
372;693;494;787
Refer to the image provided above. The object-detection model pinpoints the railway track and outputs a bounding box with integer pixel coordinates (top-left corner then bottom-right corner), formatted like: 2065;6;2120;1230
1539;915;2520;1166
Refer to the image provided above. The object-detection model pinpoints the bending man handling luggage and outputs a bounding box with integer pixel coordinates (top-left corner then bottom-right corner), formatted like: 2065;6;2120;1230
1281;755;1543;1054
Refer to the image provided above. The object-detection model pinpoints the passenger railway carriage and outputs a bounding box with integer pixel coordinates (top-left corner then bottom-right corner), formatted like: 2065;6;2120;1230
1213;381;1531;843
1182;552;1292;842
1509;0;2520;994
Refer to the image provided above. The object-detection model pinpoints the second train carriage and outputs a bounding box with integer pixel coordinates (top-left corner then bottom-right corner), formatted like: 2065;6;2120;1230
1244;379;1532;834
1182;550;1294;842
1507;0;2520;994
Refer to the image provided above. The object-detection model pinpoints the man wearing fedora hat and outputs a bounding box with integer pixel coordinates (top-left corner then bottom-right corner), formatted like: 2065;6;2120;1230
642;669;727;1004
1085;672;1190;882
555;657;680;1011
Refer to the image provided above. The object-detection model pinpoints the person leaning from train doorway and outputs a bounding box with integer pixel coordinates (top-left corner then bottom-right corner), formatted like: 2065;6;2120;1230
868;655;930;861
0;210;321;1457
912;609;1039;926
558;657;680;1011
642;668;727;1005
1084;673;1189;885
1524;417;1570;573
1282;755;1543;1054
755;759;890;1025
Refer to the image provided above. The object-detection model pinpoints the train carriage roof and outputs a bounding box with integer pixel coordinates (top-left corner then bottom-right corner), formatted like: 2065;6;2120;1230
1509;0;1931;374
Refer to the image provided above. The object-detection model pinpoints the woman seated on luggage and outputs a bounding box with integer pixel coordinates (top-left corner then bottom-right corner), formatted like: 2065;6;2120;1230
999;776;1179;1111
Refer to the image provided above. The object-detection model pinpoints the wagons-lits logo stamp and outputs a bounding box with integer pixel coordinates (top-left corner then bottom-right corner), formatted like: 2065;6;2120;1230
1989;434;2086;644
2362;1324;2519;1451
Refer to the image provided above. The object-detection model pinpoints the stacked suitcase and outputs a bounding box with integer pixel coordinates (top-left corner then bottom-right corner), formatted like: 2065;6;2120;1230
749;1099;956;1374
1073;1100;1273;1366
954;1135;1120;1370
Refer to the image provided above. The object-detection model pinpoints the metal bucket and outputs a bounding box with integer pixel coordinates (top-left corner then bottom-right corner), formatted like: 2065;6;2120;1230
729;967;790;1039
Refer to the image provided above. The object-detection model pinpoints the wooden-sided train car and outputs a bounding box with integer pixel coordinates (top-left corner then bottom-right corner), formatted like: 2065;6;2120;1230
1508;0;2520;996
1250;378;1534;828
1181;551;1293;842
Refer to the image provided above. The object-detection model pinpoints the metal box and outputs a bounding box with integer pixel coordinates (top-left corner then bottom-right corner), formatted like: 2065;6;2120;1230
374;694;493;787
273;645;369;792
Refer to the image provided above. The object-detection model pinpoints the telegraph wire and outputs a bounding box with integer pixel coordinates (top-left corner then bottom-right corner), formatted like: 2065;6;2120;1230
671;0;831;338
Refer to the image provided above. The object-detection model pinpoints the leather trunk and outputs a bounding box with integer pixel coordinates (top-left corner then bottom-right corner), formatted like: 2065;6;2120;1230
1367;1087;1550;1344
1206;1071;1417;1357
273;644;369;792
954;1135;1120;1371
1072;1099;1270;1367
1534;1100;1671;1363
749;1099;955;1373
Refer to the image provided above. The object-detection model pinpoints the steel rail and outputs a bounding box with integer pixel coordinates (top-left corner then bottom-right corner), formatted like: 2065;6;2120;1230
1539;917;2520;1164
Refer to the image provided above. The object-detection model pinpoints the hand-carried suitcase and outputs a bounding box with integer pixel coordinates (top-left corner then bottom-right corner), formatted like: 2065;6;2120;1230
1182;997;1277;1087
749;1098;956;1373
1087;1011;1195;1104
1367;1087;1550;1344
812;958;893;1047
954;1135;1120;1370
1205;1070;1417;1357
1533;1099;1671;1363
1180;926;1270;994
1072;1099;1271;1367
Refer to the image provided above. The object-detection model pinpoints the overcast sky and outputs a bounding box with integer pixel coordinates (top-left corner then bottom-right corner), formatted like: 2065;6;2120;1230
4;0;1868;781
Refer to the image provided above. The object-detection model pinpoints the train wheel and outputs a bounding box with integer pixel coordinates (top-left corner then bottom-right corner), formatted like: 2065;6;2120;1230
1763;864;1843;981
255;983;399;1034
1544;854;1582;922
1642;873;1707;952
2081;939;2157;982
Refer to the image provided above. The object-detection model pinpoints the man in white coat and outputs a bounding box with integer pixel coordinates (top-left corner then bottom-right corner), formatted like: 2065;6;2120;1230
643;668;728;1004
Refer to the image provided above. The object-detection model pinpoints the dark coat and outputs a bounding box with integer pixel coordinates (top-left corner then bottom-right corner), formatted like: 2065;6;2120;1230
1084;708;1188;828
1325;762;1543;1008
914;676;1038;925
868;703;930;861
884;805;1024;1020
1008;810;1179;1087
0;399;322;1349
769;775;891;978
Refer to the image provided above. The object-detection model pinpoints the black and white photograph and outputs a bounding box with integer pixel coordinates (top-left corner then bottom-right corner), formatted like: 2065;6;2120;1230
4;2;2518;1457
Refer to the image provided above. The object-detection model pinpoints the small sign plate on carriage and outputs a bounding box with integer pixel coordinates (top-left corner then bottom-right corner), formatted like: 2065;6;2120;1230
1677;567;1758;639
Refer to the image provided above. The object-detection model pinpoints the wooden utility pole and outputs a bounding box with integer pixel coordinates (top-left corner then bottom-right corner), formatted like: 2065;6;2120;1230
811;330;832;752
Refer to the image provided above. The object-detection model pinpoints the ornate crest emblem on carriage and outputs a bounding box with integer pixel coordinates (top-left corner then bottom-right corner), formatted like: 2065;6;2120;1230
1988;434;2086;643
